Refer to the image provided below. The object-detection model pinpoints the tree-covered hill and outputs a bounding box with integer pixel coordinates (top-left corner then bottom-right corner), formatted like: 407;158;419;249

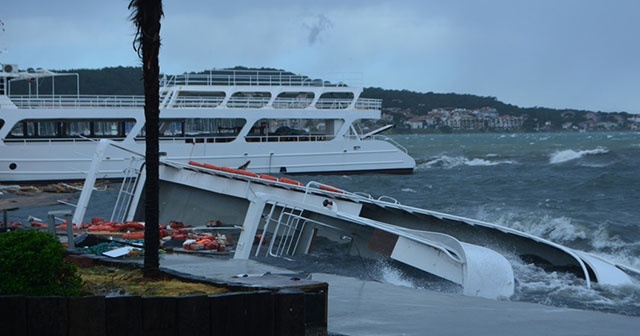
363;87;522;114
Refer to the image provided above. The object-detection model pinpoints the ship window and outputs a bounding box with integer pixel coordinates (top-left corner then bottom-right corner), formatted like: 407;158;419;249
227;92;271;108
160;119;184;136
124;120;136;136
0;120;3;129
6;119;134;139
9;122;25;137
273;92;314;109
316;92;354;109
26;122;35;136
68;121;92;136
174;91;225;108
94;121;121;137
184;118;245;137
37;121;62;137
245;118;337;142
137;118;246;142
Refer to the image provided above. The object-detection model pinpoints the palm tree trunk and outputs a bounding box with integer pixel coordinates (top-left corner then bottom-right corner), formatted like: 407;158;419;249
129;0;163;278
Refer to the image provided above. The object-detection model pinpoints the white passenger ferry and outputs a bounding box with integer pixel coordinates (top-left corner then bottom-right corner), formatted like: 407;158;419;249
0;64;415;183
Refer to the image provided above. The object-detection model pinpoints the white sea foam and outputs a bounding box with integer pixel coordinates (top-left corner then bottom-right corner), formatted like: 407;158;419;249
420;155;516;169
401;188;417;193
549;147;609;164
472;205;639;267
466;158;499;166
511;251;640;315
379;263;415;288
480;208;588;243
590;226;629;250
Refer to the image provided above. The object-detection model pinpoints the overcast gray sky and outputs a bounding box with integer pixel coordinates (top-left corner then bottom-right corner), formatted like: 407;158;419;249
2;0;638;113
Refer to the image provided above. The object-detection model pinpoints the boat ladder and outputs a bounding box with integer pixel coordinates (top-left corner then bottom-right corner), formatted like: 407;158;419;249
110;158;144;223
255;201;345;258
253;203;305;258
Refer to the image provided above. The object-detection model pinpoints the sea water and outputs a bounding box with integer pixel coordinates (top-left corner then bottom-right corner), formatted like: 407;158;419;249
292;132;640;316
4;132;640;315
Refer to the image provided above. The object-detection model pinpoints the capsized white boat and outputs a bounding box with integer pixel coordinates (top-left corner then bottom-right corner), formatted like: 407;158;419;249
0;64;414;182
72;140;639;300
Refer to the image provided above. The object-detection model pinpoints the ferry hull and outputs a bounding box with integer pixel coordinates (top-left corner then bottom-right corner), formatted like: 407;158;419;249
0;138;415;183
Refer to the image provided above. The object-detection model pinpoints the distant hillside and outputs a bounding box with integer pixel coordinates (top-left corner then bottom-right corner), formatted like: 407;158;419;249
361;88;635;132
7;66;636;132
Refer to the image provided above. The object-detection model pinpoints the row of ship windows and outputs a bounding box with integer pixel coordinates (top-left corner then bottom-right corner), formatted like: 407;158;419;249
3;118;247;138
1;118;333;140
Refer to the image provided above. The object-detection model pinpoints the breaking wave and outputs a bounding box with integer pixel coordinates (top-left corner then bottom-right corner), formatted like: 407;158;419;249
419;155;516;169
549;147;609;164
509;252;640;316
466;205;640;255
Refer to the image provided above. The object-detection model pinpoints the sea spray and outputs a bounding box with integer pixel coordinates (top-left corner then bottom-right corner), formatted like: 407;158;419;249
549;147;609;164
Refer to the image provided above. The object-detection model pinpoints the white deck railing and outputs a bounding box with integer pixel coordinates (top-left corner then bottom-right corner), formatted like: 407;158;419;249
10;95;381;110
162;70;360;88
10;95;146;109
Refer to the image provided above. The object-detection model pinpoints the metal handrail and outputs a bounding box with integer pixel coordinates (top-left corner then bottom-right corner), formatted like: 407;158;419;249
10;94;145;108
9;94;381;110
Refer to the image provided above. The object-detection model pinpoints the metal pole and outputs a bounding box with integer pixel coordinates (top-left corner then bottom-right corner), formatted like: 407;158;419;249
47;213;56;235
66;213;75;249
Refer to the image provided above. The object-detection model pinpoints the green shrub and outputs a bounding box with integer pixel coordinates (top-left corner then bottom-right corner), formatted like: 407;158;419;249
0;229;83;296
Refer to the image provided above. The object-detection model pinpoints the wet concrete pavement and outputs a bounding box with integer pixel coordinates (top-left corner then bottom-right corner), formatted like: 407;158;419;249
158;253;640;336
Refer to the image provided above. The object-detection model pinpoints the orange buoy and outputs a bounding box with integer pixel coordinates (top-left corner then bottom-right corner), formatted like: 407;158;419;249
203;162;221;170
88;225;120;232
188;160;205;167
123;231;145;240
221;166;238;174
236;169;259;178
30;222;48;228
203;240;219;250
254;234;268;245
278;177;303;186
168;220;184;228
319;184;343;194
258;174;278;182
120;221;145;231
91;217;105;225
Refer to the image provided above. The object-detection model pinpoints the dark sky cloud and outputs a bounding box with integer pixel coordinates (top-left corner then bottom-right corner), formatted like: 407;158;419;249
304;14;333;45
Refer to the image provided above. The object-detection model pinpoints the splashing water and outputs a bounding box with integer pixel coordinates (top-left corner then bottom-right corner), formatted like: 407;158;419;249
420;155;516;169
549;147;609;164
